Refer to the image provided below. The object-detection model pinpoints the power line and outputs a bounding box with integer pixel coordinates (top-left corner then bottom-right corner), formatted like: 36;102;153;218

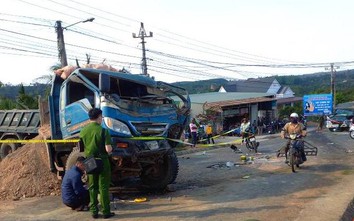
2;2;354;84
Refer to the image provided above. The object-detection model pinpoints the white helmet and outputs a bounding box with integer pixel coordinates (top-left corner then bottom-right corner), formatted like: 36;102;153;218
290;113;299;118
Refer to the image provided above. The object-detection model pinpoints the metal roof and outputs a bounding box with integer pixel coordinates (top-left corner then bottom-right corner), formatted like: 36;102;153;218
336;101;354;109
223;78;276;93
276;96;303;104
189;92;275;108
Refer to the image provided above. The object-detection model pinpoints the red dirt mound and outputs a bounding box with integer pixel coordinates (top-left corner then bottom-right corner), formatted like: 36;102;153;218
0;136;61;201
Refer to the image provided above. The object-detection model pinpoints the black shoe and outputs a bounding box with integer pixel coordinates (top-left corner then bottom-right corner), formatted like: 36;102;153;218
285;160;289;164
92;214;98;219
103;212;115;219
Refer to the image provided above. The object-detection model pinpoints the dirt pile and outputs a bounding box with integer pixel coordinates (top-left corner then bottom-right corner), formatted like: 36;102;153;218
0;136;61;201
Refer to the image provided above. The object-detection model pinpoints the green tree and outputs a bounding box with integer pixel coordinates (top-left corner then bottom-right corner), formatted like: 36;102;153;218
30;63;61;99
16;84;38;109
278;102;303;119
0;97;16;109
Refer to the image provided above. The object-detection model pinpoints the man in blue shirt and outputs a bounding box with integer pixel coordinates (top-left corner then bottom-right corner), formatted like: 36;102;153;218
61;156;89;211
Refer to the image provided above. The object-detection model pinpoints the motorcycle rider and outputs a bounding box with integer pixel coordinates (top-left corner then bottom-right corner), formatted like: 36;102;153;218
240;118;251;144
280;113;307;163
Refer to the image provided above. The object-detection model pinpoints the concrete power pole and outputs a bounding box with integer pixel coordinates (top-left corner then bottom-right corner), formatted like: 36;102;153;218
133;22;153;76
55;20;68;67
55;18;95;68
327;63;339;112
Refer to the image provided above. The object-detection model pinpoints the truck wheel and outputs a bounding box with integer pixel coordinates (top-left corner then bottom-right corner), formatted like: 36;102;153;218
0;140;18;159
65;147;85;170
141;151;179;190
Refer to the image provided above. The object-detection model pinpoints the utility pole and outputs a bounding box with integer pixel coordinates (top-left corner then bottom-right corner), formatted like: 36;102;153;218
55;21;67;67
55;18;95;68
326;63;339;113
133;22;153;76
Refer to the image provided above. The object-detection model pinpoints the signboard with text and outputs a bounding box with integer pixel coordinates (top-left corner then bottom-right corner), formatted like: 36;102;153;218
303;94;332;116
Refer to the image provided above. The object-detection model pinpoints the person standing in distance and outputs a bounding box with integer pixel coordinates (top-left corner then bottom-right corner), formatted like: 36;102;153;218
189;118;198;147
80;108;115;219
206;123;215;144
240;118;251;144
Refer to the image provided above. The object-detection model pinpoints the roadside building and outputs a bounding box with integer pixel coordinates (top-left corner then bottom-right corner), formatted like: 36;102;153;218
187;92;275;133
219;77;302;120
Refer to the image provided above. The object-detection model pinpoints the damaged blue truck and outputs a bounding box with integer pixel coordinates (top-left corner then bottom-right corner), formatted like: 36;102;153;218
1;68;191;190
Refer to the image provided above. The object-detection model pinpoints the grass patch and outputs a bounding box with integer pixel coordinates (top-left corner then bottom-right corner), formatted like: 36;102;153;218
342;169;354;175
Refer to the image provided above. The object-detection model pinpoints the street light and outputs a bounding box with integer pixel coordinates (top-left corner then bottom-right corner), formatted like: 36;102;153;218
55;18;95;67
63;17;95;30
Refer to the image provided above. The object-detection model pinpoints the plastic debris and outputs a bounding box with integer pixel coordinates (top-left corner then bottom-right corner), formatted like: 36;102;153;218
133;197;147;203
226;161;234;167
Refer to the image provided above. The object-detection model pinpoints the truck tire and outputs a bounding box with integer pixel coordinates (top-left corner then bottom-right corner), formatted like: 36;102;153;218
141;151;179;190
0;140;18;159
65;147;85;170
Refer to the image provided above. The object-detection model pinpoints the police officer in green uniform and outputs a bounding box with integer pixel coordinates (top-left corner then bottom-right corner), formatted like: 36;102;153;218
80;108;115;219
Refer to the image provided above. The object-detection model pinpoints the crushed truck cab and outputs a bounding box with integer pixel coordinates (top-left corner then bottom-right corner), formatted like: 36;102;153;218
48;68;190;189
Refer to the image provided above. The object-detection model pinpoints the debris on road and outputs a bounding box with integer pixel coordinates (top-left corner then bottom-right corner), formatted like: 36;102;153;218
226;161;234;167
207;162;244;169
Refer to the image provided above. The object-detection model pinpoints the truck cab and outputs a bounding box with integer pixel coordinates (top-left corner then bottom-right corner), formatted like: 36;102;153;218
47;68;190;188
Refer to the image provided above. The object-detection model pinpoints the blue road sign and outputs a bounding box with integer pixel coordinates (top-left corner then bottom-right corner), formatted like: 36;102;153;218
303;94;332;116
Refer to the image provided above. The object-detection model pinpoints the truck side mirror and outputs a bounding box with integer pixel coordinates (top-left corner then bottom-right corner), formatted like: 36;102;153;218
99;73;110;93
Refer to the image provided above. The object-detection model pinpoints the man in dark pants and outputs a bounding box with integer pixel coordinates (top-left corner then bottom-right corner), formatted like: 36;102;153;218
280;112;307;163
61;156;89;211
80;108;115;219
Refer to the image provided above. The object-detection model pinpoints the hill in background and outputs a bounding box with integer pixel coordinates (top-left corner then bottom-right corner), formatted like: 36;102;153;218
1;69;354;103
171;69;354;99
0;83;49;100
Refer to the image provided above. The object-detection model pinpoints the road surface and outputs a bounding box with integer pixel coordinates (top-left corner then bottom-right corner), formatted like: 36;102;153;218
0;126;353;221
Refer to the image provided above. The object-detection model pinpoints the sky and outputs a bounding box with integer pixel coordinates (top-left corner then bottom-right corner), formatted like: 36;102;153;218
1;0;354;85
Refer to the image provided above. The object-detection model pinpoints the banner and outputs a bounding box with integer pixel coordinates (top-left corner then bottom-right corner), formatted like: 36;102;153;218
303;94;332;116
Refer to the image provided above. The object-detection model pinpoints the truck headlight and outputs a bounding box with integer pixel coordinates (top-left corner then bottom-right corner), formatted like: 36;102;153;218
104;117;131;136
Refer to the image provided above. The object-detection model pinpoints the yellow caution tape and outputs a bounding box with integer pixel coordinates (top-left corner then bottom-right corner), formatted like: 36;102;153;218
0;132;247;148
197;138;242;148
129;136;165;140
199;129;236;142
0;139;80;143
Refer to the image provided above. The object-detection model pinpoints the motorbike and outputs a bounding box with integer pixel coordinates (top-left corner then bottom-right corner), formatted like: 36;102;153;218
243;132;259;153
285;133;305;173
349;119;354;139
265;122;275;134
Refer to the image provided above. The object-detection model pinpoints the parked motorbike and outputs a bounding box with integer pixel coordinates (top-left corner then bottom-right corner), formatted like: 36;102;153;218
265;122;275;134
285;133;305;173
349;119;354;139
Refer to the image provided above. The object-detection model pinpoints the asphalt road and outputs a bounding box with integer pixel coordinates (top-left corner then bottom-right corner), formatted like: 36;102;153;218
0;126;353;221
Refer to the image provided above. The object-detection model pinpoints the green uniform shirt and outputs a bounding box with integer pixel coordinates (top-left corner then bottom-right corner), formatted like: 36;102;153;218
79;122;112;159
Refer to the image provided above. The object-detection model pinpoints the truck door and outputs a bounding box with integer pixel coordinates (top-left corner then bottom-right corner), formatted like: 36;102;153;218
59;80;96;138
